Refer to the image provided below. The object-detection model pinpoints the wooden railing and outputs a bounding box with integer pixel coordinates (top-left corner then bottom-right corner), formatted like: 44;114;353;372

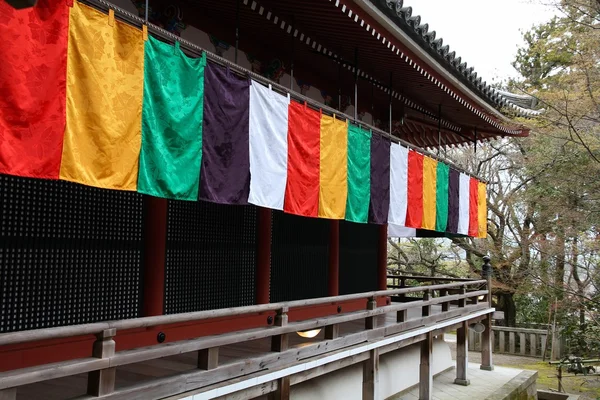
469;326;552;358
0;279;491;400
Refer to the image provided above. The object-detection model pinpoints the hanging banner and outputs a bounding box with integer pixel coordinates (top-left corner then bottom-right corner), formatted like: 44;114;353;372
346;125;371;223
318;115;348;219
457;173;471;235
478;182;487;238
0;0;68;179
468;177;480;237
368;134;390;224
422;156;437;230
138;37;206;200
435;162;449;232
60;2;144;190
388;143;408;227
284;102;320;217
248;82;290;210
199;62;250;204
405;150;424;228
447;168;460;234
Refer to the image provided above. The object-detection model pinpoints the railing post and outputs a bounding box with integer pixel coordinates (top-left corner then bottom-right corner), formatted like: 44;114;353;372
440;288;449;312
198;347;219;370
270;307;290;400
458;286;466;308
419;331;433;400
480;256;494;371
365;296;377;329
87;328;117;396
422;289;431;317
325;324;339;339
362;349;380;400
454;320;470;386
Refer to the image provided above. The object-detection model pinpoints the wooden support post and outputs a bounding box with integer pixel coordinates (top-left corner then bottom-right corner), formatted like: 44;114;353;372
269;308;290;400
0;389;16;400
499;331;505;353
509;332;516;354
558;365;564;393
377;224;388;291
530;333;537;357
362;349;380;400
142;196;167;316
365;297;377;330
87;328;117;396
422;290;431;317
520;333;526;355
324;324;339;340
328;220;340;297
198;347;219;370
480;314;494;371
256;207;272;304
454;321;470;386
419;332;433;400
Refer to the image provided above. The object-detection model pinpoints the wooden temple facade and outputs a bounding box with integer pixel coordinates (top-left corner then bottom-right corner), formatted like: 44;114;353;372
0;0;531;399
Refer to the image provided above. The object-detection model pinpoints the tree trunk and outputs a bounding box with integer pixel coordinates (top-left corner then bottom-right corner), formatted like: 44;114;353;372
497;293;516;327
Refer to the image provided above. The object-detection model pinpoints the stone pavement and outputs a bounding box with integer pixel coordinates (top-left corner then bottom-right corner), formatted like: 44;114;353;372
390;363;536;400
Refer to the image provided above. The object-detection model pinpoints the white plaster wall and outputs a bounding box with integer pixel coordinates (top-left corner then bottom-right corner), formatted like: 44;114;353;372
291;337;453;400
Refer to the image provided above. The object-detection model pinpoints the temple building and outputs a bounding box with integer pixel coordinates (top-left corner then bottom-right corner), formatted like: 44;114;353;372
0;0;537;399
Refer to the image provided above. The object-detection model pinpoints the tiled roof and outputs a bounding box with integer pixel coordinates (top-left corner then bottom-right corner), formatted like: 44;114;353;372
376;0;542;117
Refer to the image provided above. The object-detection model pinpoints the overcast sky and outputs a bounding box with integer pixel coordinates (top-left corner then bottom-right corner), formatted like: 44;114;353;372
411;0;557;83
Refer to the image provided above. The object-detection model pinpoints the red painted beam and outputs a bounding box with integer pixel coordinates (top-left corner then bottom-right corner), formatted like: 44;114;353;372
142;196;168;317
256;207;272;304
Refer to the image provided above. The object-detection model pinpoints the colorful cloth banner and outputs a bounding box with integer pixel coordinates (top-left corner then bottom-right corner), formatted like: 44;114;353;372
138;37;206;200
60;2;144;190
0;0;69;179
422;156;437;230
284;102;320;217
447;168;460;234
405;150;424;228
388;143;408;227
199;62;250;204
457;173;471;235
319;115;348;219
369;134;390;224
468;177;479;237
248;82;290;210
478;182;487;238
346;125;371;223
435;163;449;232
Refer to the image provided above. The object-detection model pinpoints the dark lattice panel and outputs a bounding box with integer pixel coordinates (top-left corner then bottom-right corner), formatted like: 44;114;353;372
270;211;329;302
165;200;257;314
339;221;379;295
0;175;143;333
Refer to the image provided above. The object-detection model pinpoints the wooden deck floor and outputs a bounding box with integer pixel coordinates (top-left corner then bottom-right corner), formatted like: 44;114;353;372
15;304;455;400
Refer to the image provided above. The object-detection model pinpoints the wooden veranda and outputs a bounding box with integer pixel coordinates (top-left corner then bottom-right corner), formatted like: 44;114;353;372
0;276;495;400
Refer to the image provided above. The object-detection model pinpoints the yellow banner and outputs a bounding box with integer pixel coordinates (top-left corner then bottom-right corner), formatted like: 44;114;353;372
60;2;144;191
318;115;348;219
422;156;437;230
478;182;487;238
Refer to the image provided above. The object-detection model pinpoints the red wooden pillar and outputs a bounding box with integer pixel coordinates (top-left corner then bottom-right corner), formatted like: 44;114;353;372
328;220;340;296
142;196;168;317
256;207;272;304
377;224;388;290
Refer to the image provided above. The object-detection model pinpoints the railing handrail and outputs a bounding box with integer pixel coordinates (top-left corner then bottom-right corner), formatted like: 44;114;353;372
0;280;486;347
387;275;479;282
492;326;547;334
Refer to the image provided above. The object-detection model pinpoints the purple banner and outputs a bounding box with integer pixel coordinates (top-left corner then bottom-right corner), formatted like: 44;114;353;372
199;62;250;204
447;167;460;233
368;134;390;224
